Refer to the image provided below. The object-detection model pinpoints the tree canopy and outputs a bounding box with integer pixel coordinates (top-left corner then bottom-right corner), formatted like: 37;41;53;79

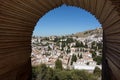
55;59;63;70
32;64;98;80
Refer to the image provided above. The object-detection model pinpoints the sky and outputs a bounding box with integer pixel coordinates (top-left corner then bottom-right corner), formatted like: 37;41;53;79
33;5;101;36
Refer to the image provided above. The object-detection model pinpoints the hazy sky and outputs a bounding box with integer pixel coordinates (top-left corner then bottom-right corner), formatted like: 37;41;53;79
33;5;101;36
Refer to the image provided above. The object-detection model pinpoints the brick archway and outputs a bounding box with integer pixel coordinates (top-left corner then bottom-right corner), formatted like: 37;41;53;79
0;0;120;80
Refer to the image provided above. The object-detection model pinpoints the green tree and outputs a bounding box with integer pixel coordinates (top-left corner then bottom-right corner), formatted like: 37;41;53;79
71;70;97;80
32;64;48;80
44;67;54;80
53;75;59;80
81;42;84;47
54;37;59;42
75;41;81;47
48;46;52;51
71;54;77;65
92;51;97;58
91;41;97;50
92;51;96;58
93;67;101;77
32;65;98;80
84;43;88;48
97;43;103;49
55;59;63;70
61;42;66;51
79;54;83;59
36;64;47;80
32;66;38;80
92;41;96;46
66;38;74;43
86;62;89;65
44;37;49;40
66;49;70;54
65;46;70;54
93;56;102;65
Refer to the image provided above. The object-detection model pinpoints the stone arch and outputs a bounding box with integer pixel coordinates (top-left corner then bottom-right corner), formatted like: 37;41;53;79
0;0;120;80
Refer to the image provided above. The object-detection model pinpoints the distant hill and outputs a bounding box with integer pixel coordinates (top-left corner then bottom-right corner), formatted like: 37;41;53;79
71;28;103;38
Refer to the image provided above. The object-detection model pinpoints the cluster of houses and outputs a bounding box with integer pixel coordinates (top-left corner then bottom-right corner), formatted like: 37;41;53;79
31;33;102;71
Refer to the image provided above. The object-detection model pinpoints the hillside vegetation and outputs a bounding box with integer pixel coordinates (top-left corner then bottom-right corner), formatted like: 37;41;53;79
71;28;102;38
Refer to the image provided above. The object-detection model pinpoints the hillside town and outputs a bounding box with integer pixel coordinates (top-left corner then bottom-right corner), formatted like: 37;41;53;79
31;28;102;72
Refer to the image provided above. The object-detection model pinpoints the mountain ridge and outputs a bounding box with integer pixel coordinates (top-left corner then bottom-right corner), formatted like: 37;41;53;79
70;28;102;38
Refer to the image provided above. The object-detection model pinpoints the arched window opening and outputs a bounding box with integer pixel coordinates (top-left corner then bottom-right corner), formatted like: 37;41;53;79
31;5;102;80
